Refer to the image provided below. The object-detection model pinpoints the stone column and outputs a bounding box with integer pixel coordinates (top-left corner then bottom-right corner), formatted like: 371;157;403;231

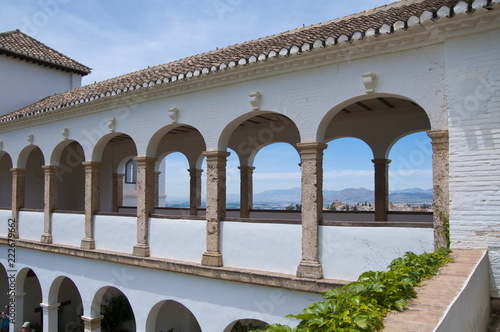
13;292;26;332
188;169;203;216
112;173;124;212
133;156;157;257
201;151;229;267
10;168;25;238
41;302;60;332
239;166;255;218
372;159;391;222
81;315;103;332
428;130;450;249
296;142;327;279
154;171;161;208
41;165;59;244
81;162;101;250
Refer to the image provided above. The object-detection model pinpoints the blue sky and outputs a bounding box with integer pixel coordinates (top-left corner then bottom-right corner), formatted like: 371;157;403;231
1;0;433;197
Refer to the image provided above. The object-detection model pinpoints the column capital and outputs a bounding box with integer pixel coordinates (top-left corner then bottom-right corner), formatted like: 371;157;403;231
10;168;26;175
81;315;104;331
40;302;60;311
41;164;60;171
238;166;256;171
134;156;158;165
371;159;391;166
427;129;449;152
82;161;102;170
297;142;328;154
202;150;231;160
188;168;204;175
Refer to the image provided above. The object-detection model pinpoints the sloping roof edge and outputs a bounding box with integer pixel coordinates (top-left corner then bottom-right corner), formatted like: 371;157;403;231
0;29;91;76
0;0;496;125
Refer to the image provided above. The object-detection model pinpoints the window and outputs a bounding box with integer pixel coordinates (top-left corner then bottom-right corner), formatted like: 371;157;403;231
125;158;137;184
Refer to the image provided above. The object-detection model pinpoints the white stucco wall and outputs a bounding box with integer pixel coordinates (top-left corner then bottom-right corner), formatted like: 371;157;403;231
221;221;302;275
18;210;43;241
52;212;85;247
0;210;11;237
447;27;500;297
0;55;82;116
149;218;206;262
0;247;324;332
94;215;136;253
320;226;434;280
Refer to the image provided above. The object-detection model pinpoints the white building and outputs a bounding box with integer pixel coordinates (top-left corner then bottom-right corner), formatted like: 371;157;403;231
0;0;498;331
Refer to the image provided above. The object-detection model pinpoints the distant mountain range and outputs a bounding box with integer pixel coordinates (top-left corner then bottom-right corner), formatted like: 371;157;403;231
165;187;433;206
234;187;433;205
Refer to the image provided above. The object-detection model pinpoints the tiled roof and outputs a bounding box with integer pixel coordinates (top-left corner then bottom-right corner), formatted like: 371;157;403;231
0;0;492;124
0;29;91;75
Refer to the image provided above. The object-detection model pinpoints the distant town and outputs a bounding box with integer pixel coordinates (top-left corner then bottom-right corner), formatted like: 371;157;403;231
166;187;434;212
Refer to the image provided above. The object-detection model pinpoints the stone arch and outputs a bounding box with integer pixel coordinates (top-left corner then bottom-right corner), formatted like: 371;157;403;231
91;133;138;212
50;139;86;166
319;96;431;222
20;146;45;209
223;318;269;332
246;140;300;168
220;111;300;155
52;141;86;211
147;123;206;162
387;131;433;200
48;276;84;332
317;94;431;150
0;152;12;207
91;286;136;332
15;268;43;330
145;300;201;332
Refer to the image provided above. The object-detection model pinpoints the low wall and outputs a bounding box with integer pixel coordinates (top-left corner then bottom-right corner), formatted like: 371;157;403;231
435;251;490;332
19;210;43;241
94;215;136;254
52;212;85;247
149;217;206;263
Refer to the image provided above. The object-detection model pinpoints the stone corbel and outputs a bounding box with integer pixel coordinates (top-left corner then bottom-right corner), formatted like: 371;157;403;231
169;108;179;123
362;72;376;94
62;128;69;139
108;117;116;132
249;91;261;111
27;134;34;145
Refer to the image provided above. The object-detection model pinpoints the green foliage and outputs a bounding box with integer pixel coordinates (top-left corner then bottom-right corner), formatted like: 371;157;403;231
232;320;267;331
101;294;134;331
260;248;452;332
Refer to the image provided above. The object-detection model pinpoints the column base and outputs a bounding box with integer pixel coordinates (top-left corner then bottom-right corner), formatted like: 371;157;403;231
133;244;150;257
297;260;323;279
80;238;95;250
40;233;53;244
201;251;223;267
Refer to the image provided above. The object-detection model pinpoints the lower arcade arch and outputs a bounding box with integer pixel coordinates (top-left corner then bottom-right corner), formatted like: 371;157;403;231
16;268;43;329
48;276;84;332
92;286;136;332
146;300;201;332
223;318;269;332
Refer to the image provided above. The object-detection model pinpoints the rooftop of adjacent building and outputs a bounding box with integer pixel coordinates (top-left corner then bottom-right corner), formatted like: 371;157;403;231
0;29;91;75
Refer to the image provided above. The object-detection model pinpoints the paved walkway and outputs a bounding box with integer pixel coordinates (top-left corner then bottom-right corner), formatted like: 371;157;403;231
383;249;486;331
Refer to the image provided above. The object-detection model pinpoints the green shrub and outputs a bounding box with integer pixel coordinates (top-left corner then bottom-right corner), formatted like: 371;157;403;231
254;248;451;332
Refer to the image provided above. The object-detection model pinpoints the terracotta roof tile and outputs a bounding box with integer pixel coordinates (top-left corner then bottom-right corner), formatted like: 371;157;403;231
0;29;91;75
0;0;485;124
